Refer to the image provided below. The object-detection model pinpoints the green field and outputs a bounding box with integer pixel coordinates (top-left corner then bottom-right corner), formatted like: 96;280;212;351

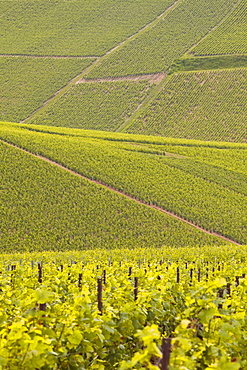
169;55;247;74
86;0;238;78
125;68;247;142
192;0;247;56
1;122;246;245
28;80;152;131
0;57;94;122
0;0;175;56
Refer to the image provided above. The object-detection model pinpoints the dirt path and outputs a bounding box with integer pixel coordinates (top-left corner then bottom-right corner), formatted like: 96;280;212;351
76;73;166;84
1;139;241;246
0;54;97;59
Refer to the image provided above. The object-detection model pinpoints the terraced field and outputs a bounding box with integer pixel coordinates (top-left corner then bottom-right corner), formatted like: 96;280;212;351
192;0;247;56
125;68;247;142
1;122;246;246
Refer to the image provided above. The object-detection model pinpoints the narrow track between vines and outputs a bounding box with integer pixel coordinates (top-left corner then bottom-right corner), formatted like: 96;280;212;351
1;139;241;246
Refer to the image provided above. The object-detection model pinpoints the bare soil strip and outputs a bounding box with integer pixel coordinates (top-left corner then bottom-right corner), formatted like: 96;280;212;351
0;54;97;59
1;139;241;246
76;72;166;84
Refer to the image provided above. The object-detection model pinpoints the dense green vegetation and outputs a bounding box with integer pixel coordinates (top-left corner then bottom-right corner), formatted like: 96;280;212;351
1;140;221;251
192;0;247;56
0;0;174;56
0;246;247;369
169;55;247;74
0;57;94;122
1;0;245;142
28;81;152;131
1;0;247;367
1;123;246;244
86;0;238;78
126;68;247;143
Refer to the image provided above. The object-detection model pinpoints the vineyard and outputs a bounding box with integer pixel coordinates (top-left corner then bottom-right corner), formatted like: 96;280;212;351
0;246;246;369
125;68;247;143
1;139;224;251
85;0;238;78
1;0;247;366
28;81;152;131
0;57;94;122
1;122;247;246
0;0;174;56
0;0;246;143
192;0;247;56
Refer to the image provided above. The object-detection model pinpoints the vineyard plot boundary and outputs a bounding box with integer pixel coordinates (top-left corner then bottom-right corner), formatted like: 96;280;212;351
0;54;98;59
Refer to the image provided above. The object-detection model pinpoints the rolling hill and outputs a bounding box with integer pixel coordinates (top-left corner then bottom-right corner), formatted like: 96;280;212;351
0;0;246;142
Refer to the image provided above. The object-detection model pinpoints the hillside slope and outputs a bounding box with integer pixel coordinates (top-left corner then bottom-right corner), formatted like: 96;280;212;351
1;122;246;247
1;0;246;143
1;138;225;251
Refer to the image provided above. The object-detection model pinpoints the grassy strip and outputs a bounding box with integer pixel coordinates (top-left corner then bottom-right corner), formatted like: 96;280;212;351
169;55;247;74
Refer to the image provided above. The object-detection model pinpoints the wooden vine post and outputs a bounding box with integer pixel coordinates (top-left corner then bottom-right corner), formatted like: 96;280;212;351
78;273;82;288
161;338;172;370
134;277;138;301
38;263;42;283
97;278;103;315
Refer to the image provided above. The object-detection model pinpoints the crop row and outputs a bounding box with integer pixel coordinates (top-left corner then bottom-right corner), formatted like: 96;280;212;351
29;81;152;131
0;57;94;122
1;141;221;251
86;0;238;78
192;0;247;56
0;0;174;56
0;246;246;369
1;123;246;244
126;68;247;143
